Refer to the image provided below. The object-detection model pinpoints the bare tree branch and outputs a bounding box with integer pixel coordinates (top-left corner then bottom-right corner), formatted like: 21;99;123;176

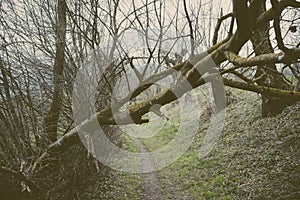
223;50;299;67
213;13;234;45
224;78;300;100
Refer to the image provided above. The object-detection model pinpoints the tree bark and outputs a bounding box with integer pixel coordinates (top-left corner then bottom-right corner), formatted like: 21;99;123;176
249;1;295;117
44;0;67;144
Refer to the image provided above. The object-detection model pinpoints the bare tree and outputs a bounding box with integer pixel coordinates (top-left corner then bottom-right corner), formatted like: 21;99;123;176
44;0;67;144
0;0;299;198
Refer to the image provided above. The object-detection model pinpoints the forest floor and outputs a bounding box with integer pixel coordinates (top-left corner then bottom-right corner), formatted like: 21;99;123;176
82;88;300;200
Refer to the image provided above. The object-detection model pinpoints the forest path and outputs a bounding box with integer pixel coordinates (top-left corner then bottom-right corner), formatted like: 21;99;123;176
134;138;162;200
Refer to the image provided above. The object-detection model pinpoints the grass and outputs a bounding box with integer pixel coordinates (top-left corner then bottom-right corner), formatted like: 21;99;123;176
93;170;141;200
85;88;300;199
140;113;181;152
139;89;300;199
83;133;143;199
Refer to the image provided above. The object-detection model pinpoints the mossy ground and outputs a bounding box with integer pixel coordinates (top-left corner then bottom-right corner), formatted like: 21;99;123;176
86;89;300;199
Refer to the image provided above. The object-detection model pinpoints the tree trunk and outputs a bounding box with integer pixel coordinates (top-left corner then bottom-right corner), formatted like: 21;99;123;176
249;1;295;117
44;0;67;144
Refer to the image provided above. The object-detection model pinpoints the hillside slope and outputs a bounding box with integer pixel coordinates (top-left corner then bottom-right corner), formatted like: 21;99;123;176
147;92;300;199
83;91;300;199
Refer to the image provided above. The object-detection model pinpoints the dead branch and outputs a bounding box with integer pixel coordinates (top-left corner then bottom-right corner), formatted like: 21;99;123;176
224;78;300;100
213;13;234;45
223;51;299;67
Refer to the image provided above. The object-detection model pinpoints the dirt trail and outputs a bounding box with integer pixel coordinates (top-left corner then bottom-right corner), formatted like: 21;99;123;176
134;139;162;200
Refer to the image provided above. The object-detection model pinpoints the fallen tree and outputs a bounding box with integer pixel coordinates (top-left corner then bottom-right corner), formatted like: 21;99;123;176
1;0;300;197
